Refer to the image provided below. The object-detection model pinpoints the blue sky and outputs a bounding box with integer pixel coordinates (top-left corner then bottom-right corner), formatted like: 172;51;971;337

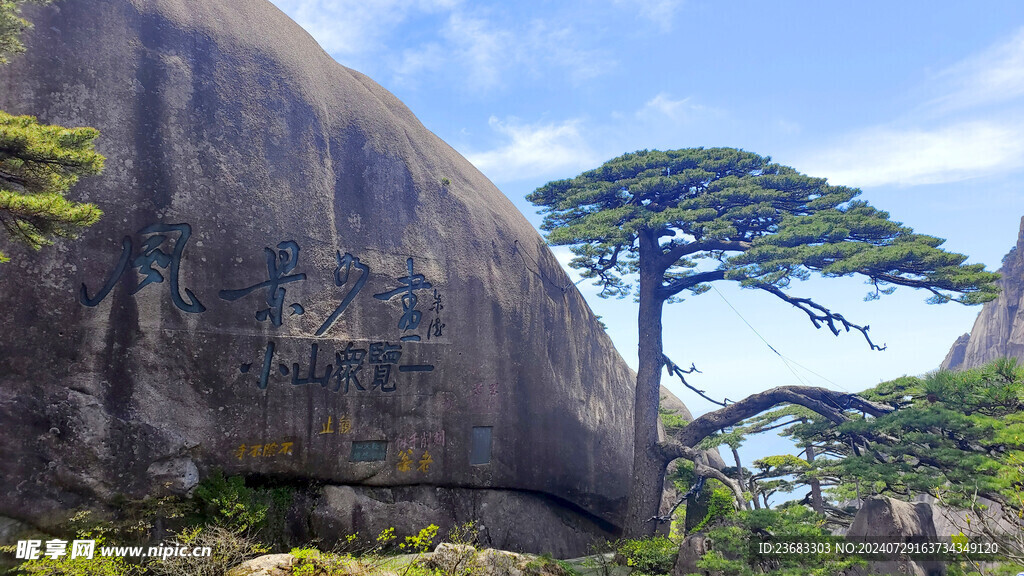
269;1;1024;477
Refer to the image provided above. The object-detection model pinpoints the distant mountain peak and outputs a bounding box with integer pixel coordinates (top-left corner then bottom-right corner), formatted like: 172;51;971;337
942;216;1024;370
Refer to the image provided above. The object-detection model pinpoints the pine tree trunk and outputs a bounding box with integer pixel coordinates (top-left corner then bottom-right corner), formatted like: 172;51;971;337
622;232;669;538
806;444;824;514
731;446;747;508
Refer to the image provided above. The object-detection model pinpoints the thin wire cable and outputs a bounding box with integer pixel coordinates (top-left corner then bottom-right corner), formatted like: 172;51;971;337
710;285;851;393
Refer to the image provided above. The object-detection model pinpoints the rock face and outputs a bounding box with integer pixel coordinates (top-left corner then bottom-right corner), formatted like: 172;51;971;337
671;533;709;576
942;216;1024;370
0;0;642;554
310;485;618;557
846;497;946;576
226;554;296;576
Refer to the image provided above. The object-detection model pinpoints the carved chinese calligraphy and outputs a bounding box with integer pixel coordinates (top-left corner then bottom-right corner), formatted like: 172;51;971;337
79;223;447;395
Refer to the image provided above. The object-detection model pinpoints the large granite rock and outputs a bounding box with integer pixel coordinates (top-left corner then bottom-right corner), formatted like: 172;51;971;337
0;0;642;554
942;216;1024;370
226;554;296;576
310;485;618;557
846;497;946;576
671;533;709;576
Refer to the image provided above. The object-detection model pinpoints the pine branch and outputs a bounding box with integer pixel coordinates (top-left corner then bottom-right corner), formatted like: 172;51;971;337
660;269;726;299
663;354;732;407
674;385;893;448
756;283;886;350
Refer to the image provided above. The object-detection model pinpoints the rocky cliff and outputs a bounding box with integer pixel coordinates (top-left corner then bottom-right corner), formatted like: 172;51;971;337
942;216;1024;370
0;0;649;555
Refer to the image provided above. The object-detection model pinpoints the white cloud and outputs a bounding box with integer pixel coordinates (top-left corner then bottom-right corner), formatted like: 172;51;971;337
465;117;599;183
439;13;510;90
636;92;717;123
272;1;612;91
270;0;460;56
393;14;611;90
929;27;1024;113
801;121;1024;188
613;0;684;31
522;21;612;82
393;43;447;80
795;27;1024;188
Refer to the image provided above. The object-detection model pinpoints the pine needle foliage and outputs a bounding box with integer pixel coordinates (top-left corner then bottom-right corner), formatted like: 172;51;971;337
829;360;1024;510
0;0;51;64
528;148;999;305
0;0;104;263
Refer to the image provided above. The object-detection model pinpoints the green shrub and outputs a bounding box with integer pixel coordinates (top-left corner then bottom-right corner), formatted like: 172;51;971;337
191;472;269;533
694;505;862;576
189;471;296;549
690;484;735;532
616;536;677;575
401;524;439;554
145;525;269;576
443;521;479;547
289;547;358;576
659;407;689;431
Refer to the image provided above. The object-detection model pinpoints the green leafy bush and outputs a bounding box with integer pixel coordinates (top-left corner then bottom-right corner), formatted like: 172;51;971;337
145;525;269;576
191;472;269;533
444;521;479;547
290;547;359;576
401;524;440;554
694;505;861;576
188;471;296;549
690;484;735;532
616;536;677;575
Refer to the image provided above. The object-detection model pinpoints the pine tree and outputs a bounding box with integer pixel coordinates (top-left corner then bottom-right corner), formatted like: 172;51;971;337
0;0;103;263
528;147;1000;537
750;361;1024;560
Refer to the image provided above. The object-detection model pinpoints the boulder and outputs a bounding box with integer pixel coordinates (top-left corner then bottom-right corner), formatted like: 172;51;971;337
671;533;710;576
561;553;631;576
846;497;946;576
0;0;642;554
942;216;1024;370
424;543;479;576
226;553;296;576
477;548;526;576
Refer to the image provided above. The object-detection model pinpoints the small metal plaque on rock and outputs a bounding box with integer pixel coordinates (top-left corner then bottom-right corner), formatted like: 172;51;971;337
350;440;388;462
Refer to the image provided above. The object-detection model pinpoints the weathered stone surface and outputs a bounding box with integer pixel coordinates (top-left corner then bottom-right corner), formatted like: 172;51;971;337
847;497;946;576
942;216;1024;370
0;0;642;554
311;485;617;557
146;456;199;495
226;553;295;576
0;517;34;546
423;544;575;576
425;544;571;576
561;553;632;576
914;494;1020;542
424;544;479;575
476;548;526;576
671;533;709;576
